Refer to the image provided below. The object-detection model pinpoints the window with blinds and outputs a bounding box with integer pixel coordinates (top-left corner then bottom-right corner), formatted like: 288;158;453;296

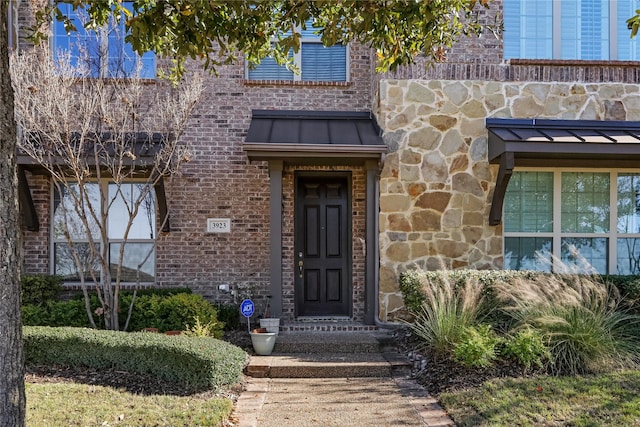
504;0;640;60
247;20;347;82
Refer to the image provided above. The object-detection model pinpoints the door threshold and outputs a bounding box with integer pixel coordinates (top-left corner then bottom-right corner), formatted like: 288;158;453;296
295;316;352;322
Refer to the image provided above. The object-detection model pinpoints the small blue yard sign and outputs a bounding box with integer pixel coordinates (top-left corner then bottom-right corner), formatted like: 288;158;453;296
240;299;255;333
240;299;255;318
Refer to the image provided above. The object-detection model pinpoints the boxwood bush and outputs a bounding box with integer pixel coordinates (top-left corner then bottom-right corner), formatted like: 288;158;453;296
24;326;248;391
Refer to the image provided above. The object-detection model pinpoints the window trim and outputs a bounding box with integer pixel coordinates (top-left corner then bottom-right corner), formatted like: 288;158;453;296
50;179;157;284
503;167;640;274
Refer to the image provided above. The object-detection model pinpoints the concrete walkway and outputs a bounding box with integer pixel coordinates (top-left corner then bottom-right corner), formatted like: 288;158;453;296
230;329;456;426
233;376;455;427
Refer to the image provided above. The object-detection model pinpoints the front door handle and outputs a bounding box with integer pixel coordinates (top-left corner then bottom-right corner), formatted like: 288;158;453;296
298;260;304;278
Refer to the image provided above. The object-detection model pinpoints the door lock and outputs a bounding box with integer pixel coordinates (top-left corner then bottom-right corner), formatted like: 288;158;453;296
298;260;304;278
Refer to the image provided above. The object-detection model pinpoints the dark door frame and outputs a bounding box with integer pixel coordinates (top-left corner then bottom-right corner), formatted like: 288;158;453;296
294;171;352;317
265;159;379;325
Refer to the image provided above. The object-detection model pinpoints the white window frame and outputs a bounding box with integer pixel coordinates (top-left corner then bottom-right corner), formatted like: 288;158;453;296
245;24;350;82
503;167;640;274
50;180;157;284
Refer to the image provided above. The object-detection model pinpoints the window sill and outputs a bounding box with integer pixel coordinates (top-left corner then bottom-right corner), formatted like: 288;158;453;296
62;282;155;290
508;59;640;67
243;79;352;87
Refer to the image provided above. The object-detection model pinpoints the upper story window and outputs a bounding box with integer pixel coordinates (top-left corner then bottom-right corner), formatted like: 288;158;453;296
504;0;640;60
53;182;156;282
503;169;640;275
247;20;347;82
52;2;155;78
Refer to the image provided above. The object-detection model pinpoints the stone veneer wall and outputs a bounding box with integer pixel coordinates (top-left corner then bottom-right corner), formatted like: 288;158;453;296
375;79;640;321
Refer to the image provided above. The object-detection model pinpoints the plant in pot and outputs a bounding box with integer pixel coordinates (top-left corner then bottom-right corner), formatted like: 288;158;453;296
259;295;280;335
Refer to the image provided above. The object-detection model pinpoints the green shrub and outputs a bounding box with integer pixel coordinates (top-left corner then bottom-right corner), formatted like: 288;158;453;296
215;303;241;331
22;299;93;328
24;289;223;335
23;326;248;391
405;270;486;357
21;275;63;305
495;274;640;375
183;316;220;337
125;293;224;336
454;324;500;368
503;328;550;370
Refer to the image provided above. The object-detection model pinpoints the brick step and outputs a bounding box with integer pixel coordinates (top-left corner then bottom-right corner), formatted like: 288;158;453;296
246;352;411;379
273;331;394;354
280;320;379;333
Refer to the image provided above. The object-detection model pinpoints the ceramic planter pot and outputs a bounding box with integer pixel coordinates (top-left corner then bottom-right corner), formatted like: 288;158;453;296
250;331;277;355
259;318;280;335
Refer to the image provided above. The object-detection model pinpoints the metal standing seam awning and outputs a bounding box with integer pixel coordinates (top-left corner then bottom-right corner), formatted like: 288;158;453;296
17;133;171;232
487;118;640;226
243;110;387;163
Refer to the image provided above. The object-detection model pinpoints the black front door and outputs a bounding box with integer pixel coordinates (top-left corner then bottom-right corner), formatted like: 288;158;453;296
295;175;351;316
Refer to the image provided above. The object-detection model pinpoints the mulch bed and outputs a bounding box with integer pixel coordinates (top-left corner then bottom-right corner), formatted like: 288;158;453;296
391;327;545;395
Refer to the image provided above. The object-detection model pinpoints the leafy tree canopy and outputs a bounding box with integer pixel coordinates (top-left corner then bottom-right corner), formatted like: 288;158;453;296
32;0;494;77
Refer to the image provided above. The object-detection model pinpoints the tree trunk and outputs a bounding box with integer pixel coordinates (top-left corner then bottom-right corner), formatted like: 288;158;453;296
0;2;26;426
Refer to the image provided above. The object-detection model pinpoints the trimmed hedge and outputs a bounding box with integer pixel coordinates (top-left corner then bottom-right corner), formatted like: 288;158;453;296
24;326;248;391
400;270;640;315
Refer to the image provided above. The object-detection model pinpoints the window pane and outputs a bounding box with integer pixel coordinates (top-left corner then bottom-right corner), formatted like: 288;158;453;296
52;2;154;78
52;5;101;77
109;243;155;282
53;183;101;240
617;0;640;60
561;0;609;60
504;172;553;232
107;3;156;78
108;183;156;239
561;172;610;233
560;237;608;274
300;18;321;38
248;56;294;80
617;238;640;274
504;0;553;59
617;173;640;233
504;237;552;271
55;242;100;280
301;43;347;81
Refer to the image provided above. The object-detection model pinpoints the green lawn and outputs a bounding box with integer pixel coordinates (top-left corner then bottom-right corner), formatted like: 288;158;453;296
439;370;640;427
26;382;232;427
